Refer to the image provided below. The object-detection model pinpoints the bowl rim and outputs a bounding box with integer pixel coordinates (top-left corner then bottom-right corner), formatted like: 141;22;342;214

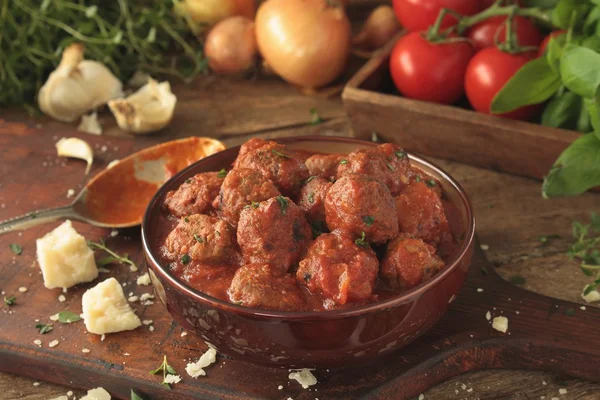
141;135;476;320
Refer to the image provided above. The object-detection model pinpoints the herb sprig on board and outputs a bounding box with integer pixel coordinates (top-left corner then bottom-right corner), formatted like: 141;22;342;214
0;0;207;109
568;213;600;294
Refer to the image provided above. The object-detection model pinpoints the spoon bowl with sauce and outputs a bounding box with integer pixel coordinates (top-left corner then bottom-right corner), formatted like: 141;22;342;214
0;137;225;235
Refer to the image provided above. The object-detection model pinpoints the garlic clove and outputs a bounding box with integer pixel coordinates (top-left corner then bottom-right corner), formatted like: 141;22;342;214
77;112;103;135
108;78;177;134
56;137;94;175
38;43;123;122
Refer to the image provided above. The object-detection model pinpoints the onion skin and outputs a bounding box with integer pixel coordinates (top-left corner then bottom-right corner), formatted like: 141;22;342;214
205;16;257;75
255;0;352;89
353;5;401;51
175;0;256;30
233;0;257;19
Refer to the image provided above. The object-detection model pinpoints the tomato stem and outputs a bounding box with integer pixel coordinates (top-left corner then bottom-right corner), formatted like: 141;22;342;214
453;5;553;34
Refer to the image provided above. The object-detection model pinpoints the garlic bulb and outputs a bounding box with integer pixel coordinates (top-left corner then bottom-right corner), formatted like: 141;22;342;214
38;43;123;122
108;78;176;134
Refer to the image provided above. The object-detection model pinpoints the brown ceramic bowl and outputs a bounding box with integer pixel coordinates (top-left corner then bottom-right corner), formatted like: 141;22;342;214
141;136;475;368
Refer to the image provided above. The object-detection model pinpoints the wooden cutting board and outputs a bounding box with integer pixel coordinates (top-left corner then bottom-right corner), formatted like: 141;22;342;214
1;126;599;400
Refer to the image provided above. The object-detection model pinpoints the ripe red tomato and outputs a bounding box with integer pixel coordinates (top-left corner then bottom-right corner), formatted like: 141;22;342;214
466;16;544;51
389;32;475;104
538;30;567;56
465;47;542;120
392;0;480;32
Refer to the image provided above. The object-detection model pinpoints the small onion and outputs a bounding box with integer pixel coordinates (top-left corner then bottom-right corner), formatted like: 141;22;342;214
204;16;257;75
255;0;352;89
174;0;256;32
353;6;401;51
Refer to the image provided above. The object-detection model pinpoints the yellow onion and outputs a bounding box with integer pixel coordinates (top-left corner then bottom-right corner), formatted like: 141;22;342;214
205;16;257;75
255;0;351;89
175;0;256;33
353;6;401;51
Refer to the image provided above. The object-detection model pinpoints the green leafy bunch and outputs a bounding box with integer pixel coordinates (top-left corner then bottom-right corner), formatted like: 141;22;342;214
492;0;600;197
0;0;206;109
568;213;600;294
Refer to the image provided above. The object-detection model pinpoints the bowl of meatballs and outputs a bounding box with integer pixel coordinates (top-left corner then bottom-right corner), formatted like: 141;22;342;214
142;136;475;367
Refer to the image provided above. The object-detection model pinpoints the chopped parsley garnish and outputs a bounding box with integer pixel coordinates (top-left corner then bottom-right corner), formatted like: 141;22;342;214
150;355;178;389
87;240;138;271
395;151;407;159
386;163;394;171
58;310;82;323
339;159;348;165
183;217;189;223
508;275;526;285
35;323;53;334
426;179;437;187
309;107;323;125
215;230;220;236
9;243;22;255
371;131;380;142
276;196;289;215
271;149;291;159
234;301;243;305
563;308;576;316
539;234;560;245
4;296;16;306
308;192;315;204
362;215;374;226
415;176;422;182
250;201;260;209
193;234;204;243
217;169;227;178
355;232;368;247
303;273;311;282
181;254;191;265
305;176;317;184
185;178;192;184
568;214;600;295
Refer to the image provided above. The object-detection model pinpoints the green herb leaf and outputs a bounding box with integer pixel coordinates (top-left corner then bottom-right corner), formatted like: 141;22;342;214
584;96;600;140
542;133;600;197
217;169;228;179
362;216;374;226
185;178;192;184
355;232;368;248
541;90;581;130
58;310;82;324
546;32;567;72
395;151;407;159
193;234;204;243
426;179;437;187
386;163;394;171
9;244;23;255
563;308;576;316
181;254;191;265
87;240;138;271
184;217;189;223
415;176;422;182
508;275;526;285
308;192;315;204
339;159;348;165
35;323;53;334
309;107;323;125
491;57;561;114
371;132;380;142
560;45;600;98
131;390;145;400
4;296;16;306
97;256;120;267
551;0;590;29
271;149;291;159
539;234;560;244
276;196;289;215
305;176;317;184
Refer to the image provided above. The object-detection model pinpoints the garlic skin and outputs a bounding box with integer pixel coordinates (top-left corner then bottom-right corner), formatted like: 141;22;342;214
108;79;177;134
38;43;123;122
77;112;102;135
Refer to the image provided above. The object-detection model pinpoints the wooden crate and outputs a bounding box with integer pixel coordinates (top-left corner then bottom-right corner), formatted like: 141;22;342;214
342;32;580;181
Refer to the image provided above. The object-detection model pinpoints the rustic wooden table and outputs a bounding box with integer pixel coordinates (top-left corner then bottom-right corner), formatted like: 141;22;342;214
1;75;599;400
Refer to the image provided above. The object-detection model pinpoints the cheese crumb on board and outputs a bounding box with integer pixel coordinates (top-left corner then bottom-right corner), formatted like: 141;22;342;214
18;287;27;293
58;294;66;302
418;395;425;400
82;277;141;335
67;391;73;397
288;369;317;389
33;339;42;347
582;287;600;303
82;348;91;353
50;313;60;321
181;331;188;337
33;382;40;387
140;293;154;301
164;374;182;384
485;311;491;321
80;387;111;400
278;385;283;390
49;339;59;348
66;189;75;198
36;220;98;289
137;272;151;286
186;348;217;378
492;316;508;333
559;388;567;395
128;296;139;303
142;320;153;325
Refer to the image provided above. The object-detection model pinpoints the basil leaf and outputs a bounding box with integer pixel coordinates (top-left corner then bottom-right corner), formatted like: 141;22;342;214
523;0;558;8
581;35;600;53
541;90;581;129
546;33;567;72
131;390;145;400
560;45;600;98
551;0;590;29
58;310;82;323
584;96;600;139
542;133;600;197
583;6;600;35
577;97;592;133
491;57;561;114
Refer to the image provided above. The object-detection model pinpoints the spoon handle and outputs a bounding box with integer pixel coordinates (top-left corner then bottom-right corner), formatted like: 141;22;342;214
0;205;78;235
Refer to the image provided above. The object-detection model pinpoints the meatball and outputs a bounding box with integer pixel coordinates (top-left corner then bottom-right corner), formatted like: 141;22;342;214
164;214;239;265
233;138;269;168
337;143;411;195
395;181;451;247
237;196;311;271
297;231;379;307
213;168;281;227
297;177;332;223
227;263;306;311
408;166;442;197
234;141;309;196
381;235;445;290
163;172;223;217
325;174;398;244
305;154;341;181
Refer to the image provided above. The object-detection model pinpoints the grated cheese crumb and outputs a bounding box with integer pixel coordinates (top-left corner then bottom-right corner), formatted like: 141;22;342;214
110;230;119;237
485;311;491;321
66;189;75;198
164;374;182;384
140;293;154;301
58;294;66;302
186;348;217;378
559;388;567;395
49;339;59;348
477;288;483;292
82;348;91;353
67;391;73;397
480;244;489;251
278;385;283;390
101;334;106;341
289;369;317;389
418;395;425;400
33;382;40;386
137;272;151;286
492;316;508;333
18;286;27;293
142;319;153;325
33;339;42;346
80;387;111;400
149;325;155;331
50;313;60;321
181;331;188;337
581;306;586;311
128;296;139;303
77;112;102;135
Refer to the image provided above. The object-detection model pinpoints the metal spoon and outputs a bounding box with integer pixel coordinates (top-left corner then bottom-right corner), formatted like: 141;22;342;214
0;137;224;235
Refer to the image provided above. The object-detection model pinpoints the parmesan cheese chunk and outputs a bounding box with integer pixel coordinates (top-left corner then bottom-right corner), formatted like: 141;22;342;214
137;272;151;286
288;369;317;389
36;220;98;289
82;277;141;335
80;387;111;400
582;287;600;303
186;348;217;378
492;316;508;333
